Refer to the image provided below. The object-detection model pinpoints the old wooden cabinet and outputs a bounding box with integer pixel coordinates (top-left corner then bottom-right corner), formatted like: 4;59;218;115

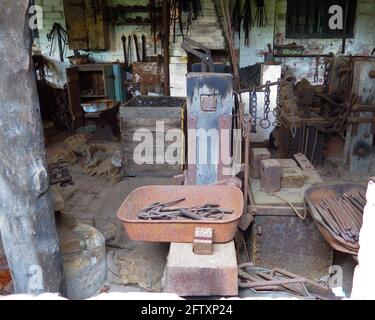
66;63;127;129
63;0;109;50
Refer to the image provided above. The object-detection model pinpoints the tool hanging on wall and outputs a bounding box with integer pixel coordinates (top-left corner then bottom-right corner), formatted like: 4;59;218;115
47;23;68;62
272;79;282;127
250;86;258;133
141;34;147;62
254;0;268;28
242;0;253;46
121;34;128;68
127;34;133;66
133;34;141;62
171;0;184;43
150;0;158;54
231;0;242;40
314;57;320;83
179;0;203;35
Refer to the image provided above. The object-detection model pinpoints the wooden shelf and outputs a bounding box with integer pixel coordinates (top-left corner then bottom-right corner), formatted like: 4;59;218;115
81;95;106;99
113;22;151;26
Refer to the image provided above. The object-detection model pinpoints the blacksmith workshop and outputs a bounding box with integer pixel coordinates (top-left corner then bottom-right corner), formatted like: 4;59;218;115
0;0;375;302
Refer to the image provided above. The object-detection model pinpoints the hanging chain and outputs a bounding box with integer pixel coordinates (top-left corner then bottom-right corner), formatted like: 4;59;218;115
272;78;282;127
260;80;271;129
289;82;297;138
250;85;258;133
323;58;331;90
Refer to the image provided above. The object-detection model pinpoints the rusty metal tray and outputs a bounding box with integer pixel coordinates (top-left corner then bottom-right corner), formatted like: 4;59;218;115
117;185;243;243
305;183;366;255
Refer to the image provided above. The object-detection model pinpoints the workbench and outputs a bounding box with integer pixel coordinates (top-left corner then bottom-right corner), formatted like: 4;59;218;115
248;169;333;280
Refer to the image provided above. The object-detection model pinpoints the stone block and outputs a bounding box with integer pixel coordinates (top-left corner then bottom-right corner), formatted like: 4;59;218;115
260;159;281;193
276;159;299;169
163;242;238;297
250;148;271;178
281;167;305;188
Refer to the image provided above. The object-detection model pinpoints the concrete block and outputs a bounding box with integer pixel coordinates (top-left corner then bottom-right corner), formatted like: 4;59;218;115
260;159;281;193
294;153;315;171
163;242;238;297
276;159;299;169
281;167;305;188
250;148;271;178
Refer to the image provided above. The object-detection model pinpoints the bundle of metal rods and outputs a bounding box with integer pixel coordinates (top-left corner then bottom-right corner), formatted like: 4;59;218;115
312;191;366;244
238;264;332;299
137;197;233;221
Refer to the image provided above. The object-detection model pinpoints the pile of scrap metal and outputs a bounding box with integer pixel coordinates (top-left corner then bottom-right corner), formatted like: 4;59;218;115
238;264;334;300
47;134;123;184
305;184;366;256
137;197;233;221
311;192;365;245
276;69;365;141
49;161;74;187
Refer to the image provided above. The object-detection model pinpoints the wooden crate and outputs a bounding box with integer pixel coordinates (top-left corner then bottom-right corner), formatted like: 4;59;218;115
120;96;186;177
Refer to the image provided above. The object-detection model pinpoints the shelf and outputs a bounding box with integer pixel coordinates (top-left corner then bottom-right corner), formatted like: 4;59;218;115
274;54;333;58
113;22;151;26
81;95;106;99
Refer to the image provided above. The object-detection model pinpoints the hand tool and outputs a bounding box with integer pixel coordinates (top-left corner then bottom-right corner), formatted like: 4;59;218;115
133;34;141;62
141;34;147;62
121;34;128;67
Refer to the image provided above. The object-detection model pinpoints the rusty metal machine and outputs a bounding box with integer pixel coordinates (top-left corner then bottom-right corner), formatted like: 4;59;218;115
182;38;234;185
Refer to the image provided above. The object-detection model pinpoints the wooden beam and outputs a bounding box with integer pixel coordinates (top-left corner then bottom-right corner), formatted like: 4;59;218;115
162;0;171;96
0;1;64;294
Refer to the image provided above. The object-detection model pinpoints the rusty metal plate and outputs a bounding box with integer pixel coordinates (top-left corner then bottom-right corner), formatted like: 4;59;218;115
250;214;333;280
200;94;217;112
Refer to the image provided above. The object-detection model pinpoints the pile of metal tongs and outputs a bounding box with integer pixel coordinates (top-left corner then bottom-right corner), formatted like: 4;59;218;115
138;197;233;221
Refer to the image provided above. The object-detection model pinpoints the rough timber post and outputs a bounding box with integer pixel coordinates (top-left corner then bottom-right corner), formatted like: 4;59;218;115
0;1;64;294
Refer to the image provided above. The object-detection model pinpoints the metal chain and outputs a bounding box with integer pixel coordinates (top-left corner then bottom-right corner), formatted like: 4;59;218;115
323;59;331;89
289;83;297;138
272;78;282;127
250;85;258;133
243;113;252;139
260;81;271;129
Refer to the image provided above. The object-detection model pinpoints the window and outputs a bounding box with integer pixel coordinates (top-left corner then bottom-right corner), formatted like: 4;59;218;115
286;0;357;39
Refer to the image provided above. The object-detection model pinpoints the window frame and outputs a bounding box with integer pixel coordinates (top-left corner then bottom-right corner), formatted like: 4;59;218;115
285;0;357;39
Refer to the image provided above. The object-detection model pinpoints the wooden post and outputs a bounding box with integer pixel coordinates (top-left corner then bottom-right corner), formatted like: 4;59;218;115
162;0;171;96
0;1;64;294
